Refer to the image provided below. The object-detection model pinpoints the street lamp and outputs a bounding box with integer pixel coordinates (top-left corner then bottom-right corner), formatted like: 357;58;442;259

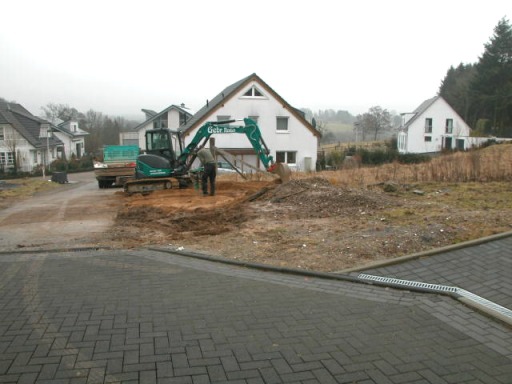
42;126;50;179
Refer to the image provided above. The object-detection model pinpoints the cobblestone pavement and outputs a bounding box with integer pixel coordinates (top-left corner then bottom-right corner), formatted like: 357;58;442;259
357;236;512;310
1;249;511;384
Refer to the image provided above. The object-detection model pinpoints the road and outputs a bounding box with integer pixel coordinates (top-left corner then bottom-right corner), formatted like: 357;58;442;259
0;172;120;251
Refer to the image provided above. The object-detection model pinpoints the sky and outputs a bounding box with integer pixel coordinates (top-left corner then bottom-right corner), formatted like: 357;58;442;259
1;0;510;120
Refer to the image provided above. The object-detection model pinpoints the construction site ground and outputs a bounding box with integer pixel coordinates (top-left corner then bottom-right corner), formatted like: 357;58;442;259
2;144;511;272
109;172;512;272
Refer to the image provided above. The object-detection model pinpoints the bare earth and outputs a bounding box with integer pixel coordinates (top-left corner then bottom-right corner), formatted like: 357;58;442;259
104;174;512;272
2;144;512;272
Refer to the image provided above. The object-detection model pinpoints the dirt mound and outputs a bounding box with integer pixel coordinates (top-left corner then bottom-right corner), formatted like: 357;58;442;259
258;177;392;218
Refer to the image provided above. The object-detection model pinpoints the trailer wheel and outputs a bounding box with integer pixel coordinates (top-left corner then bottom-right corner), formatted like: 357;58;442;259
164;181;172;190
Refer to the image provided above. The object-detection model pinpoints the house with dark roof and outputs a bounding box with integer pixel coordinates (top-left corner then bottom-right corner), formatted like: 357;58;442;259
0;102;63;173
180;73;321;172
120;104;193;147
397;96;472;154
50;119;89;159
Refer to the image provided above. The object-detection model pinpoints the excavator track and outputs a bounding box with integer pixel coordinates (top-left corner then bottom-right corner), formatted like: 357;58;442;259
124;176;192;195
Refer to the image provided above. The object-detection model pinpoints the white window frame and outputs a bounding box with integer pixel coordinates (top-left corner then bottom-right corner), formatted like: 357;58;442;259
0;152;14;165
425;118;433;133
276;117;289;133
241;86;266;99
275;151;297;165
445;119;453;134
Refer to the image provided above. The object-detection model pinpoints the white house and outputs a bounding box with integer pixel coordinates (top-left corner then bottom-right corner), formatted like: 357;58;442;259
52;119;88;159
0;102;63;173
397;96;473;154
120;104;194;147
180;73;321;172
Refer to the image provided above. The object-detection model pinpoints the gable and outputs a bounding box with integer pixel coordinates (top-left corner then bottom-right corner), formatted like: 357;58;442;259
0;102;63;148
134;105;193;132
181;73;321;138
403;96;471;133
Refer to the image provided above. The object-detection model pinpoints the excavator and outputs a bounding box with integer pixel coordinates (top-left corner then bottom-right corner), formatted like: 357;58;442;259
124;118;291;194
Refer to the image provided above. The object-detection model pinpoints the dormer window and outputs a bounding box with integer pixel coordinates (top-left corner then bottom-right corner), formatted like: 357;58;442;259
39;124;51;138
242;86;265;98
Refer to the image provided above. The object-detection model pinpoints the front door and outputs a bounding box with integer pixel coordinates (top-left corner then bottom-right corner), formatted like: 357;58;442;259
444;137;452;150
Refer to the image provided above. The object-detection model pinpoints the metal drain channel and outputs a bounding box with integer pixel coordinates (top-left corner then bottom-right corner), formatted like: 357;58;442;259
358;273;512;323
358;273;458;293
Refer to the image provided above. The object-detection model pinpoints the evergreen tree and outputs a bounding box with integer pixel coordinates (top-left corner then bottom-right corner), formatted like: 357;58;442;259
470;17;512;136
439;63;476;125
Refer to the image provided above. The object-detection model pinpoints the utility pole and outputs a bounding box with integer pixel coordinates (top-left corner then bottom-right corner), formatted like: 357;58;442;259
42;126;50;178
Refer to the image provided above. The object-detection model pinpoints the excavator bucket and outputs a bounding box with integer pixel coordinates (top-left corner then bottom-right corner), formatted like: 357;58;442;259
271;163;291;182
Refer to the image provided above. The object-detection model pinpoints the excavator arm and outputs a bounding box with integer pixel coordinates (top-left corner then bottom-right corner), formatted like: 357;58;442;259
179;118;290;181
179;118;285;171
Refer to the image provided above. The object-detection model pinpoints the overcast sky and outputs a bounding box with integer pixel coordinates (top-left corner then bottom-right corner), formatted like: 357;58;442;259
1;0;509;120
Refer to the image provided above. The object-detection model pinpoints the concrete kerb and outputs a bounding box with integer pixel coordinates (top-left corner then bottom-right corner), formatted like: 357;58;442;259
0;246;111;255
337;230;512;274
145;247;478;297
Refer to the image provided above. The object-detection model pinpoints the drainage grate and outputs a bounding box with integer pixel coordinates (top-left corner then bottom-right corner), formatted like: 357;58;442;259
358;273;458;293
358;273;512;321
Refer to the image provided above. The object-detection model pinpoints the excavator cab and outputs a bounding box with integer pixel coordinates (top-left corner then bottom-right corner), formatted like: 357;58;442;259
135;129;185;179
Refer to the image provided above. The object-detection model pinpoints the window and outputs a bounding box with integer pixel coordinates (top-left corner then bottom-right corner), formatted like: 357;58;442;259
242;86;264;98
0;152;14;165
425;118;433;133
0;127;4;141
179;112;188;126
445;119;453;134
276;151;296;164
424;136;432;142
276;117;289;132
153;116;168;129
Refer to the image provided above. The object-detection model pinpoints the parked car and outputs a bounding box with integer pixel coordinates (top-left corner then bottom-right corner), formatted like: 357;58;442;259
216;161;239;174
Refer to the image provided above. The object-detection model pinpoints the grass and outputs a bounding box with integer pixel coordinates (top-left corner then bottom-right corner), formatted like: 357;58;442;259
316;143;512;187
0;177;60;203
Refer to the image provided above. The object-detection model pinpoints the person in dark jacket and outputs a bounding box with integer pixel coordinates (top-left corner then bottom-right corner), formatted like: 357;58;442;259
196;148;216;196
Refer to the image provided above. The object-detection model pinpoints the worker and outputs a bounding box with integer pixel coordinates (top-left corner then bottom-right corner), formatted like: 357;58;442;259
196;148;216;196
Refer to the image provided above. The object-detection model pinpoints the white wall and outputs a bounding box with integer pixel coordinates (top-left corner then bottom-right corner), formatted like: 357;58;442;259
184;81;318;172
53;132;85;159
400;98;472;154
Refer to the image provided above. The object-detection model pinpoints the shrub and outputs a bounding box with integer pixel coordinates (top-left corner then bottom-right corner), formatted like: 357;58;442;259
396;153;432;164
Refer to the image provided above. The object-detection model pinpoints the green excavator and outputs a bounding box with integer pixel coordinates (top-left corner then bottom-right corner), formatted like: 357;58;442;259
124;118;291;194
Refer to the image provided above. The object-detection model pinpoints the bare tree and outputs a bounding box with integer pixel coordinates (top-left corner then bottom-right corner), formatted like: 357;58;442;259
41;103;80;123
355;106;393;141
2;128;24;174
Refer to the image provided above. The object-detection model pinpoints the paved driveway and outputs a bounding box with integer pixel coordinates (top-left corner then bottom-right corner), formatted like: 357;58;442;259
1;248;511;383
355;235;512;310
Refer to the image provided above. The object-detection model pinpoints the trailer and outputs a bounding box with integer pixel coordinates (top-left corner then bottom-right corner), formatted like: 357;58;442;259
93;145;139;188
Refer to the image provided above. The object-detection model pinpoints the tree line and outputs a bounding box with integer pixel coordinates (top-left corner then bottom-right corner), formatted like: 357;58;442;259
439;17;512;137
40;103;139;155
